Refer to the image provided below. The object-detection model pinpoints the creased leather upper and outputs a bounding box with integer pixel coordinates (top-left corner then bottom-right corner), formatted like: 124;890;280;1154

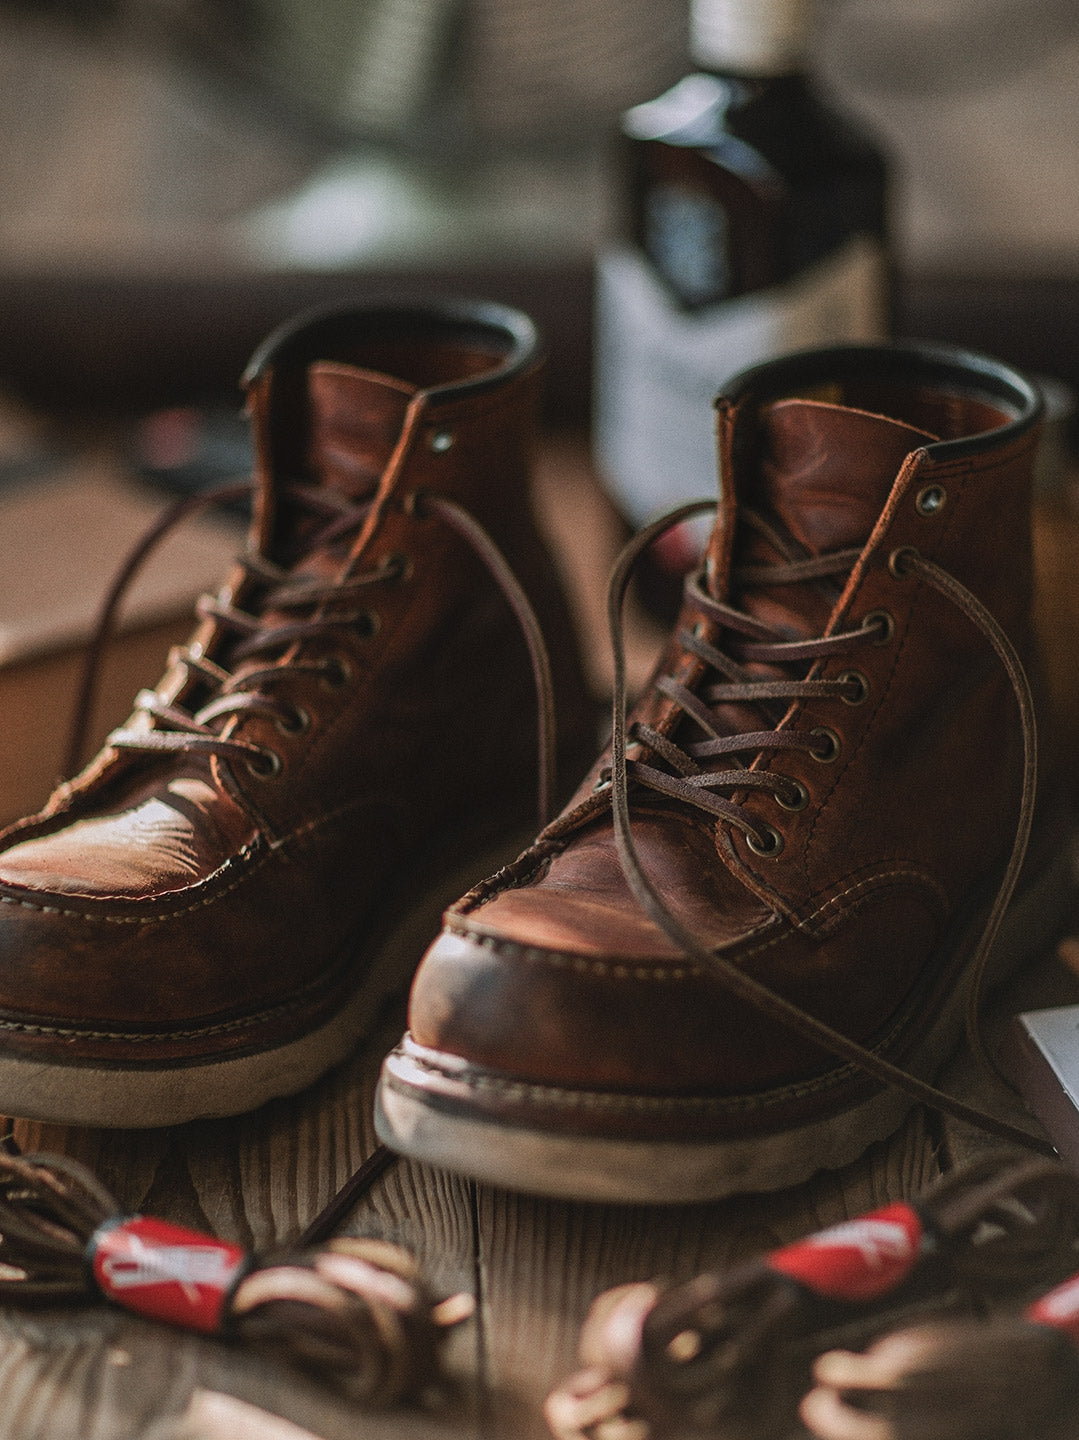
403;356;1051;1114
0;308;592;1053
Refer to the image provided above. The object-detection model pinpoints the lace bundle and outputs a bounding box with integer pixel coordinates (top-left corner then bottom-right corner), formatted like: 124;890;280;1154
800;1270;1079;1440
545;1155;1079;1440
0;1150;469;1405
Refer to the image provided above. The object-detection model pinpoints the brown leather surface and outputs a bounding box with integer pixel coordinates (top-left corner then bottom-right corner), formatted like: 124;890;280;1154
0;304;592;1071
396;344;1057;1145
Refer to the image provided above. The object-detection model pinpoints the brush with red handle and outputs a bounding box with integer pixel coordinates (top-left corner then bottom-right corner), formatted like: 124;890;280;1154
0;1148;471;1405
546;1155;1079;1440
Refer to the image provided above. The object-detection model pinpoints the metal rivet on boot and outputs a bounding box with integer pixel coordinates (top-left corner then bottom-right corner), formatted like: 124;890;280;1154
838;670;870;706
888;546;919;578
916;485;946;515
775;779;810;812
429;431;455;453
810;726;842;762
863;609;895;645
746;824;784;858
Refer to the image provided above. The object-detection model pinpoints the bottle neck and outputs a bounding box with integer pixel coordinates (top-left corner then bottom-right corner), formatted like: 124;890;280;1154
689;0;812;77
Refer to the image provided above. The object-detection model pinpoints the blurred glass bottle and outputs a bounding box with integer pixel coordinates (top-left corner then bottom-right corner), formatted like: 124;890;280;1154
594;0;893;580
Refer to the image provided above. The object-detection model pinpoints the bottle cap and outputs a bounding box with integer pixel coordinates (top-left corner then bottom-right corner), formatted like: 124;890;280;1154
690;0;811;75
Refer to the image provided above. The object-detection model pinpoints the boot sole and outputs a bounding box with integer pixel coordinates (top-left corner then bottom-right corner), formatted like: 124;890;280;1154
375;837;1079;1202
0;828;535;1129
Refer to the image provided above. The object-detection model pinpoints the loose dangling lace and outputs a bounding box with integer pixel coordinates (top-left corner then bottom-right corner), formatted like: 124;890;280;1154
604;500;1054;1159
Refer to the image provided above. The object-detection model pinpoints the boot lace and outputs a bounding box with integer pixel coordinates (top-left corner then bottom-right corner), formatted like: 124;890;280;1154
65;478;557;826
600;499;1053;1159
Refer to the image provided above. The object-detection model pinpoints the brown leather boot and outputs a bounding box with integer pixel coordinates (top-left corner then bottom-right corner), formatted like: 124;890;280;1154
0;299;591;1127
378;342;1076;1202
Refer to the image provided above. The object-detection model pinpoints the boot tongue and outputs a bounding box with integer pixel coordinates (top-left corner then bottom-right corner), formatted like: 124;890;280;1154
756;398;939;556
305;361;418;500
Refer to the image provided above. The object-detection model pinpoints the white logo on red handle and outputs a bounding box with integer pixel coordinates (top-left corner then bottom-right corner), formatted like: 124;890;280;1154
92;1217;246;1332
768;1203;924;1301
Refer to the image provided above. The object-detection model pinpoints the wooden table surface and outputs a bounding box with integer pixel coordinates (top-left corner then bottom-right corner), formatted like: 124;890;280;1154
1;439;1078;1440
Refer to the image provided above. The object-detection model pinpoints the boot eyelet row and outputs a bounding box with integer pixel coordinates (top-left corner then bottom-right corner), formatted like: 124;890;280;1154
775;779;809;812
246;748;283;779
838;669;870;706
746;824;784;858
810;726;842;763
916;484;947;515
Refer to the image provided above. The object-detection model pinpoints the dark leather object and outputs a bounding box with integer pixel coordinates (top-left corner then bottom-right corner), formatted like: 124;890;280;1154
378;342;1075;1202
0;299;591;1127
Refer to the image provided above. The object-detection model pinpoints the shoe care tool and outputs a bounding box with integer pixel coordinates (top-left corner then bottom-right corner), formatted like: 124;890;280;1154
799;1264;1079;1440
0;1146;470;1405
545;1154;1079;1440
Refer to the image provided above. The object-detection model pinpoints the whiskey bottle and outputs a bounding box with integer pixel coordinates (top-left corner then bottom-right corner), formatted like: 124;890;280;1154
594;0;892;556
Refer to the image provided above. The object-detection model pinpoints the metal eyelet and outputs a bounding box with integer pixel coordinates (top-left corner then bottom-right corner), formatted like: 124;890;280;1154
916;484;946;516
402;489;430;519
863;608;895;645
837;669;870;706
888;546;919;578
746;824;784;858
386;552;414;583
810;726;842;763
275;705;310;736
429;430;454;453
246;748;282;779
356;610;381;638
321;656;353;690
775;778;809;812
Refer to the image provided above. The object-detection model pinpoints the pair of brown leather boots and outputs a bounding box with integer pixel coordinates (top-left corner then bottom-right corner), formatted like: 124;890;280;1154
0;300;1068;1202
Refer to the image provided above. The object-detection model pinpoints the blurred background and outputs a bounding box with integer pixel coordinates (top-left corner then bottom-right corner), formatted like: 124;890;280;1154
0;0;1077;817
0;0;1075;420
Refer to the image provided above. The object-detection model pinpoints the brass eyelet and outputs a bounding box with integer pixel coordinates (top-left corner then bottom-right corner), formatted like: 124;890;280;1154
402;489;430;519
275;705;310;736
916;484;946;516
837;669;870;706
863;608;895;645
321;656;353;690
810;726;842;763
888;546;919;578
246;748;282;779
386;552;414;583
746;824;784;858
775;779;809;812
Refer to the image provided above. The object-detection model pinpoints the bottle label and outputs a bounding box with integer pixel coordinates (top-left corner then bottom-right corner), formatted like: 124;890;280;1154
1028;1272;1079;1345
593;238;888;527
690;0;811;75
89;1216;247;1333
767;1203;925;1302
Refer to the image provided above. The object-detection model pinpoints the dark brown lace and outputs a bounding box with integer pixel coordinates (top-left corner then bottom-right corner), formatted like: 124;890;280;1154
66;480;557;828
605;501;1054;1159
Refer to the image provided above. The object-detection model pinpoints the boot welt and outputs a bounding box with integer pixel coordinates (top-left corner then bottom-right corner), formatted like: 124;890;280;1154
375;834;1078;1202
